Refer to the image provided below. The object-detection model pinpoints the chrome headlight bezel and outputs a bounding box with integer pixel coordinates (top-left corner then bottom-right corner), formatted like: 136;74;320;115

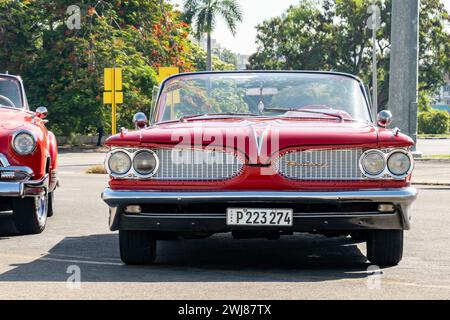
359;148;413;180
107;151;132;176
359;149;386;178
133;150;159;177
11;130;37;156
106;148;159;179
387;150;414;178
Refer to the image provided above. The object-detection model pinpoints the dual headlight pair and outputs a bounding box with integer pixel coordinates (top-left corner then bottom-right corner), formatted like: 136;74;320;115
11;130;36;155
360;149;413;179
107;149;159;178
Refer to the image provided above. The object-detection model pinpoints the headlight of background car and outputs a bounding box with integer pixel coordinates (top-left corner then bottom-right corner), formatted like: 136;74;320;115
12;131;36;155
108;151;132;175
133;150;158;176
361;150;385;176
387;151;411;176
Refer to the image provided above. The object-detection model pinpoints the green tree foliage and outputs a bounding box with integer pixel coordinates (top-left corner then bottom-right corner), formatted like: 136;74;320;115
418;110;450;134
190;44;235;71
183;0;243;71
0;0;203;135
213;47;238;68
248;0;450;109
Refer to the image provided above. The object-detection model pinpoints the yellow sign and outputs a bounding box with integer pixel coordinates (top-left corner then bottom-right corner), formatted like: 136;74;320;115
166;90;180;105
158;66;179;83
103;68;123;135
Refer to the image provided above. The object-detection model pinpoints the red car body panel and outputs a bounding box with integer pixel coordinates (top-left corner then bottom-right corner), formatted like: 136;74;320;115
0;108;57;183
106;117;414;192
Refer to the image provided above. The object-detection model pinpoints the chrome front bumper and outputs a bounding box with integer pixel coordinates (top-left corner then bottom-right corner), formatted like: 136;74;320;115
0;175;49;198
102;187;418;231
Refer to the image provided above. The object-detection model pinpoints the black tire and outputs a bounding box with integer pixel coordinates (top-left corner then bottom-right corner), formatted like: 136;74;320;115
119;230;156;265
349;231;367;242
47;192;54;218
366;230;403;266
12;195;48;235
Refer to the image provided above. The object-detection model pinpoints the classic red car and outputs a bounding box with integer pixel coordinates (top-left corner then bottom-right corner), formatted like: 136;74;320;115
102;71;417;266
0;73;58;234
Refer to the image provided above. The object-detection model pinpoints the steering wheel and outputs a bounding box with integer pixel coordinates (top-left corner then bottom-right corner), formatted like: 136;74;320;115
0;95;16;108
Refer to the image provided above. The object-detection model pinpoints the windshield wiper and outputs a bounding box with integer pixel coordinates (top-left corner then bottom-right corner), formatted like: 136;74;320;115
263;107;346;121
180;112;259;122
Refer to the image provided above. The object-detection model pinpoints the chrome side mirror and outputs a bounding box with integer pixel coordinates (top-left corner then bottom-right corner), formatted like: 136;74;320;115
133;112;148;130
377;110;393;128
35;106;48;119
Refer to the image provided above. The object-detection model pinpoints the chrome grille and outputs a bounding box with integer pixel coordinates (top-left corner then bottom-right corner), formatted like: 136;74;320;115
276;148;364;181
152;148;244;181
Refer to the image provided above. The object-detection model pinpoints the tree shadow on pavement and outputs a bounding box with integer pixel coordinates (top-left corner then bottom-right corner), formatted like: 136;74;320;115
0;232;374;283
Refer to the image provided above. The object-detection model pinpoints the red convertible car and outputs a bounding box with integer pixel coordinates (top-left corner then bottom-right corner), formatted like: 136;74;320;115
0;73;58;234
102;71;417;266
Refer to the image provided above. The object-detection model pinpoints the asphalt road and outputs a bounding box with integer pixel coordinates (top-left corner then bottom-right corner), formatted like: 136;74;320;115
0;151;449;299
416;138;450;156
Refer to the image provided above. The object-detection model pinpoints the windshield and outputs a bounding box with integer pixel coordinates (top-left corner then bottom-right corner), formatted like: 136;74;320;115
0;77;23;108
156;72;371;123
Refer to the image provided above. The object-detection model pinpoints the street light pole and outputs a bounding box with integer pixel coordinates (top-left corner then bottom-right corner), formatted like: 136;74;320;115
388;0;420;149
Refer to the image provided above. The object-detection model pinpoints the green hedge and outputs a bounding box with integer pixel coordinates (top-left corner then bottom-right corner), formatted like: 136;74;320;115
418;110;450;134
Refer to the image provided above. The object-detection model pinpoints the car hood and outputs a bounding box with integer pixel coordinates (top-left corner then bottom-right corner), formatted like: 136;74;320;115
0;107;33;131
107;118;414;163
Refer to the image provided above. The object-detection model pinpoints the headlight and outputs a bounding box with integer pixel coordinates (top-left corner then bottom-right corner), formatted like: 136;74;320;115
108;151;132;175
12;131;36;155
133;150;158;176
387;151;412;176
361;150;385;176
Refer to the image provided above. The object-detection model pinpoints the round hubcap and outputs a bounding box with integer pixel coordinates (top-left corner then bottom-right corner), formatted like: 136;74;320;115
35;194;47;226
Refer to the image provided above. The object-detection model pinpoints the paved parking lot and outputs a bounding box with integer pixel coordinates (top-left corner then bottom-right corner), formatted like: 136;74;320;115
0;151;449;299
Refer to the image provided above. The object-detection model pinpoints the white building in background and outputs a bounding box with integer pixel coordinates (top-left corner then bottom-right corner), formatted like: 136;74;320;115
434;74;450;109
190;34;250;70
236;54;250;70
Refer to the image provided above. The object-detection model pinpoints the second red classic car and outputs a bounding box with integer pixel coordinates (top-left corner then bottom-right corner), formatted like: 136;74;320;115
0;73;58;234
102;71;417;266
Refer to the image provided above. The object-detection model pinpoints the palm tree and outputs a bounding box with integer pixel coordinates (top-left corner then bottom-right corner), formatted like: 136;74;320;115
183;0;243;71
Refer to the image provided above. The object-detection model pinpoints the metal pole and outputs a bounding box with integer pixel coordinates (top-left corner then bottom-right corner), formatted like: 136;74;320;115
367;0;380;119
372;11;378;117
388;0;420;148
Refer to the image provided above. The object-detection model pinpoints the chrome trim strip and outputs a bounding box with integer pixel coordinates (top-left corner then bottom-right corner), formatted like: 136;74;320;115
0;154;10;167
136;212;391;219
0;166;34;176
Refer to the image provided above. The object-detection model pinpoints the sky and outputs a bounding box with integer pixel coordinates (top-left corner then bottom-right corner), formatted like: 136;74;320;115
170;0;450;56
170;0;300;55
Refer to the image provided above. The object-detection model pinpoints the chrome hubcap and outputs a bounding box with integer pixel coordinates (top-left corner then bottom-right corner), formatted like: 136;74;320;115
35;194;47;226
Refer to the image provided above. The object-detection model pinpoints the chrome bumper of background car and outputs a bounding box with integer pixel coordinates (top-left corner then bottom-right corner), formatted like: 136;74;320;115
0;174;49;197
102;187;417;232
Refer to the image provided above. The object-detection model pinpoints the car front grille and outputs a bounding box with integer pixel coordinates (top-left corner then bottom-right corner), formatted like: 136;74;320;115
152;148;245;181
275;148;364;181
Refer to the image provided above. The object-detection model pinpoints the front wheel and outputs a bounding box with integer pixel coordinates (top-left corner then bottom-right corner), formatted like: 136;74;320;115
366;230;403;267
12;194;48;235
119;230;157;265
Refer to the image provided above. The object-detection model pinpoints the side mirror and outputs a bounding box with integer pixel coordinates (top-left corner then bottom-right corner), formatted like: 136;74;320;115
377;110;393;128
133;112;148;130
35;106;48;119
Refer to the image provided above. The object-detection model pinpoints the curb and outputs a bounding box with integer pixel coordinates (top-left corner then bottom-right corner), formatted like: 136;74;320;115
412;182;450;186
415;158;450;163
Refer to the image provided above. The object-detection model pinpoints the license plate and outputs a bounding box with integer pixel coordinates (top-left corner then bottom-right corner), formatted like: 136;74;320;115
226;208;293;226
